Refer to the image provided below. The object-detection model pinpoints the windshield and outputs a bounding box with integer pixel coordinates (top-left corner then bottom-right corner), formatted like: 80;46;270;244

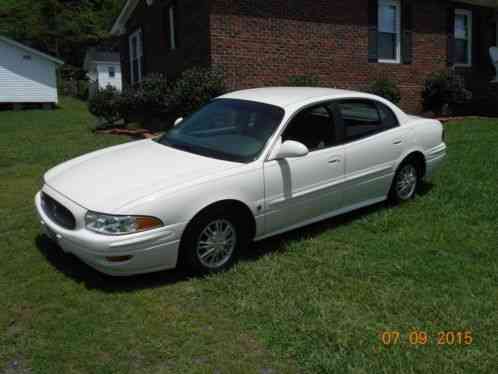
157;99;285;163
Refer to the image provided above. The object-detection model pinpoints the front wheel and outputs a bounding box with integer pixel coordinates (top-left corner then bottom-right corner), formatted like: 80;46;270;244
389;162;419;203
180;208;249;273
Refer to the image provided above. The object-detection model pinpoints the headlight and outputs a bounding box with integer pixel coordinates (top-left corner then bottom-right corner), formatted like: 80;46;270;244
85;212;163;235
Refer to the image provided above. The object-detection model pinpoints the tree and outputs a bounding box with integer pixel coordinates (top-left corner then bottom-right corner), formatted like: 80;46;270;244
0;0;124;67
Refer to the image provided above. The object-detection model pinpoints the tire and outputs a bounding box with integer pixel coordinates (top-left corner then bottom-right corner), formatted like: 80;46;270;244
179;207;250;274
389;160;420;204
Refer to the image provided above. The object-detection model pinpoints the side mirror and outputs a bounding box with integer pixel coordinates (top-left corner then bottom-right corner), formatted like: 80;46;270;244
272;140;309;160
174;117;183;126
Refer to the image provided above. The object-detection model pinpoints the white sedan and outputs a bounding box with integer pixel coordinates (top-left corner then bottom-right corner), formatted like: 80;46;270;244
35;88;446;276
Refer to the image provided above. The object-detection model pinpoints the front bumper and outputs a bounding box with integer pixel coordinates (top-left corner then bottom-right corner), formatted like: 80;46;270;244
35;187;186;276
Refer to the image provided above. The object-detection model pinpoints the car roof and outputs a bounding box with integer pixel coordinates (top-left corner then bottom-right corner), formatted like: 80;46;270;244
219;87;370;108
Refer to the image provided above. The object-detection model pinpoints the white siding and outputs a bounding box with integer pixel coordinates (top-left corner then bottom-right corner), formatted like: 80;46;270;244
0;40;59;103
97;63;122;92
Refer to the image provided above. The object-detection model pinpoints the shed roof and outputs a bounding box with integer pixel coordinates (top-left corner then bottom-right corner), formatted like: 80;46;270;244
85;47;120;63
0;36;64;65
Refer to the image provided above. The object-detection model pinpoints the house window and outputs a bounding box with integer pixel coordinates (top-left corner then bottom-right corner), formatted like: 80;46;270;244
454;9;472;66
378;0;401;63
164;3;178;50
108;66;116;78
129;29;143;84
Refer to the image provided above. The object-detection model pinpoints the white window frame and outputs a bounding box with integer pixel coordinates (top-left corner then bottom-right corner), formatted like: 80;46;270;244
454;9;472;68
108;66;116;79
129;29;143;84
168;4;177;50
378;0;401;64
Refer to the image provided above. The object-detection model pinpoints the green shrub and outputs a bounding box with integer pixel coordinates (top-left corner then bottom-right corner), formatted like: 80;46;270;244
77;80;89;101
369;78;401;104
168;67;226;117
118;88;138;123
287;75;320;87
422;70;472;115
131;73;170;115
88;68;225;129
88;85;122;125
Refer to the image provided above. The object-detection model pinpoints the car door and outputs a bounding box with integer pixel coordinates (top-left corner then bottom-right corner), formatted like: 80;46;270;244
263;104;345;235
335;99;407;208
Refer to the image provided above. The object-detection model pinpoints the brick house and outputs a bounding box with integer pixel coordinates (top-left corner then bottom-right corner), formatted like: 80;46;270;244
111;0;498;114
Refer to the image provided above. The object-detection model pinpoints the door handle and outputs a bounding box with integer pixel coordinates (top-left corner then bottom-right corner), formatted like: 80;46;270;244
328;159;341;164
393;140;403;145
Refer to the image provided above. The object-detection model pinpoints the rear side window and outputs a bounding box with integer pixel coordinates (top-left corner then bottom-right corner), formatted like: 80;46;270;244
377;102;399;129
336;100;399;142
337;101;383;142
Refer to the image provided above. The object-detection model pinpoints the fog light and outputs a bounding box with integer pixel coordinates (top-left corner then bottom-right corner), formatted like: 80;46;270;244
106;255;132;263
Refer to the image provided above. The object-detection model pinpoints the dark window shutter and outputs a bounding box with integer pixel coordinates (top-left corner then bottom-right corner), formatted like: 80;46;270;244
402;0;413;64
368;0;379;63
447;6;455;66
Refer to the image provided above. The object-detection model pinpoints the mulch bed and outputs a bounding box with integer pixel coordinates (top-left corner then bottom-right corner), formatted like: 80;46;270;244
94;128;159;139
436;116;470;123
433;115;496;123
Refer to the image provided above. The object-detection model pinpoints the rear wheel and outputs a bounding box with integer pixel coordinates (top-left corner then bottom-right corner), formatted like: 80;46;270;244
389;161;420;203
180;208;249;273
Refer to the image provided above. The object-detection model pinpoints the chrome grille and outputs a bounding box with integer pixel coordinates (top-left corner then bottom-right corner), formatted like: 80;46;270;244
41;192;76;230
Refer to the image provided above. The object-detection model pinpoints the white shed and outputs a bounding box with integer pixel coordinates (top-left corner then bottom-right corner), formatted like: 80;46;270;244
0;36;63;105
84;48;122;98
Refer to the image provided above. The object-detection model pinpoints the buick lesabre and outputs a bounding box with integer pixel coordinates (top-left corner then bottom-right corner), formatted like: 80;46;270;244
35;88;446;275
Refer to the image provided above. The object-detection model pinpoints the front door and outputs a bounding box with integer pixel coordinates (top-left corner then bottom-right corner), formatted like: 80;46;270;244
263;104;345;235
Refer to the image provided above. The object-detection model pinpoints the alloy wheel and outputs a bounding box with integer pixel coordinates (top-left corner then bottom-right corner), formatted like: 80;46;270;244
196;219;237;269
396;164;418;200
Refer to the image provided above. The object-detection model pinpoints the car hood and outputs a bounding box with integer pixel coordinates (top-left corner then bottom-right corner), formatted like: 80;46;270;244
44;139;240;213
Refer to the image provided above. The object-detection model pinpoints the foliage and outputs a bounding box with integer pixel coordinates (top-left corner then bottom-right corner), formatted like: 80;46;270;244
369;78;401;104
88;85;122;125
287;75;321;87
125;74;170;116
422;70;472;115
1;103;497;373
87;67;226;128
0;0;124;67
168;67;226;117
76;80;90;101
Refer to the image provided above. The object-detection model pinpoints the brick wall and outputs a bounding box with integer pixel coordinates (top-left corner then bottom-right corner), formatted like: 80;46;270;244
210;0;451;113
117;0;496;115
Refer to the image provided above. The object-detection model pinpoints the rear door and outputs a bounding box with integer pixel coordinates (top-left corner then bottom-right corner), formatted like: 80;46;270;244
334;99;406;207
263;104;345;235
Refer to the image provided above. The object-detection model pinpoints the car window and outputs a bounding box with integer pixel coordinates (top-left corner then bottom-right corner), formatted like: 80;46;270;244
157;99;284;163
282;105;335;151
337;100;385;142
377;102;400;129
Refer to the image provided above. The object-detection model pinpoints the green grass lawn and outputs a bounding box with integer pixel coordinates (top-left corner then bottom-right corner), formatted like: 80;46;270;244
0;99;497;374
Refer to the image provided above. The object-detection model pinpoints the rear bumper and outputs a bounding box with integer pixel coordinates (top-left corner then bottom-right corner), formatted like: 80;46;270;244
425;143;447;179
35;190;186;276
